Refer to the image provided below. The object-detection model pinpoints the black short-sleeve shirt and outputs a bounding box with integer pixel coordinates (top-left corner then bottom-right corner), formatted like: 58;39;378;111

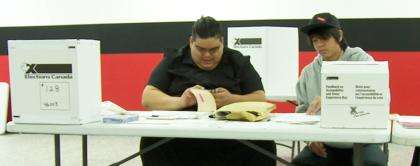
148;45;264;97
142;46;275;166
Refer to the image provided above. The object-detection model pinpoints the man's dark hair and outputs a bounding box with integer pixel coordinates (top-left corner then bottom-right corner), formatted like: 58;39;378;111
192;16;223;40
307;27;348;50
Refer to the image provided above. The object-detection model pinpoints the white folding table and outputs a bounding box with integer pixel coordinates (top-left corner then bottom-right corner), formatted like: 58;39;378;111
7;111;390;166
392;119;420;166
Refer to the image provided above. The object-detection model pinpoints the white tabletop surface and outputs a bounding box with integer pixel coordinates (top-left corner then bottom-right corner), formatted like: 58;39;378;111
392;121;420;146
7;111;390;143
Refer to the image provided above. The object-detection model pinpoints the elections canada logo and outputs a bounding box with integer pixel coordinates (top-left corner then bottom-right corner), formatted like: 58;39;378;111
21;63;73;79
233;38;262;48
350;106;370;118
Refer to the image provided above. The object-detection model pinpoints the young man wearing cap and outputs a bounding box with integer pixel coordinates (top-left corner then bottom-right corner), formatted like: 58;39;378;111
292;13;388;166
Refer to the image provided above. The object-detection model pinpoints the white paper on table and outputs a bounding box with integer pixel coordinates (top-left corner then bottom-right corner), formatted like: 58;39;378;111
127;111;200;124
141;111;205;120
395;116;420;129
190;89;216;112
128;120;173;125
396;116;420;123
145;114;199;120
100;101;128;115
270;113;320;124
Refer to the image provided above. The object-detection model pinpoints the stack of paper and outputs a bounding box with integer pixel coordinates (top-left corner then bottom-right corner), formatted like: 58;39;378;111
396;116;420;129
103;114;139;124
270;113;320;124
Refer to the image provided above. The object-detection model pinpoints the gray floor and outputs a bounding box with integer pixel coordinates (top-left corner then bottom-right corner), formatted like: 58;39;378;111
0;133;415;166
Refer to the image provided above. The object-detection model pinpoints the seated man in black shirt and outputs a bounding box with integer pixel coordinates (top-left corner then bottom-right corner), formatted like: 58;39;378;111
141;16;276;166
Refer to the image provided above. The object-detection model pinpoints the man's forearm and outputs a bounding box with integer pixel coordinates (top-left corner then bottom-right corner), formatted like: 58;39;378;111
142;86;185;111
143;95;184;111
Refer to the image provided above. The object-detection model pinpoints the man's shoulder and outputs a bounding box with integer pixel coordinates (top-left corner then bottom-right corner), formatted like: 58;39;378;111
302;57;316;70
300;64;311;78
161;45;192;68
164;45;189;58
344;47;373;61
223;47;249;64
300;59;319;77
224;47;244;56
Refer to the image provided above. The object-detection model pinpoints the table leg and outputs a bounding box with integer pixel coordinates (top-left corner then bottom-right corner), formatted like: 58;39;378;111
110;138;173;166
238;140;291;165
412;147;420;166
353;143;364;166
82;135;87;166
383;143;389;157
291;141;295;159
54;134;61;166
297;141;301;153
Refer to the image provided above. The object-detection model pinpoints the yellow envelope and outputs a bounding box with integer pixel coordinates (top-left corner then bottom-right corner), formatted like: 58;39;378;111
213;102;276;122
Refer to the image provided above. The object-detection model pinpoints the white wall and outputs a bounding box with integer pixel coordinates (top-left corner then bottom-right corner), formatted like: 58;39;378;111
2;0;420;27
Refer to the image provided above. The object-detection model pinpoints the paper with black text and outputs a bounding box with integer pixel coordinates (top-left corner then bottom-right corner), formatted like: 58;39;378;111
395;115;420;129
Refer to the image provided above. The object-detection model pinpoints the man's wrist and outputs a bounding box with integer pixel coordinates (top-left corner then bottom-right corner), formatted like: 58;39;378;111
229;94;241;104
170;96;186;110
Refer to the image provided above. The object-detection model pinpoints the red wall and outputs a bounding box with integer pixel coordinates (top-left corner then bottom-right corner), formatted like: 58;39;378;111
100;53;163;111
1;51;419;120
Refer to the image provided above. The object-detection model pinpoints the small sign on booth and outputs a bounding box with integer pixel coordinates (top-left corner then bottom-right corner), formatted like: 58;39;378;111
321;61;390;129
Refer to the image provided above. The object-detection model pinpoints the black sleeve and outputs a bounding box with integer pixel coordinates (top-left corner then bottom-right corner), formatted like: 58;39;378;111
239;56;264;94
147;49;176;92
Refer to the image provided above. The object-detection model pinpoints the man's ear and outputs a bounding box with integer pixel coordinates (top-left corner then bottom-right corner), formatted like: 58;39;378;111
189;36;193;45
339;30;343;42
220;36;224;44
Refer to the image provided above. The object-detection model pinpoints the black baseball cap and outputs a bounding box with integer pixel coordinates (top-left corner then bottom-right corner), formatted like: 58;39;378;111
301;13;341;35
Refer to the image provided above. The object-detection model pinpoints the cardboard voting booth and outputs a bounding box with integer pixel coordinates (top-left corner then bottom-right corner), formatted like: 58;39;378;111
227;27;298;100
8;39;101;124
321;61;390;129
